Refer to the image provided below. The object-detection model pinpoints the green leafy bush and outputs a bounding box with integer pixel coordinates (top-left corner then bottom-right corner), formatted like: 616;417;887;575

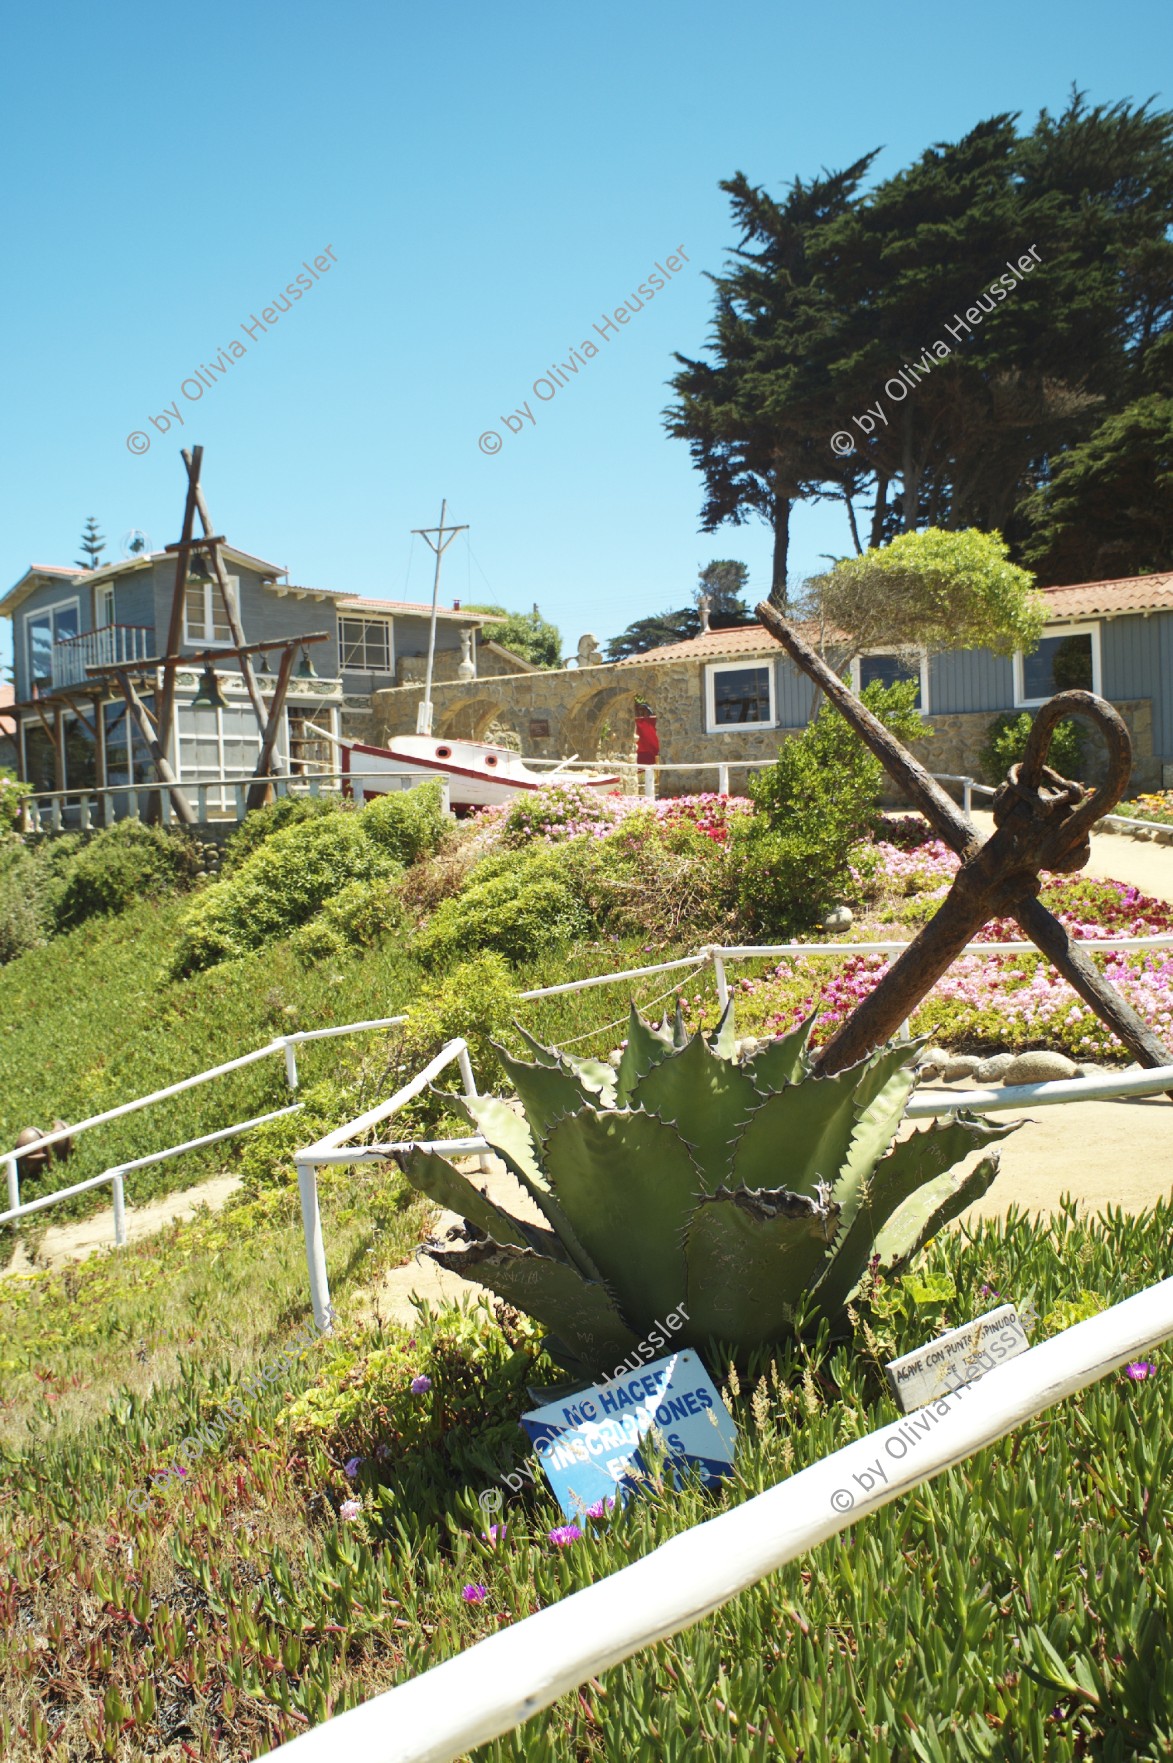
0;772;32;833
289;876;406;966
220;794;341;875
562;811;728;943
358;782;448;865
55;821;200;930
415;849;589;968
734;679;926;933
979;709;1084;788
172;815;400;976
0;840;50;963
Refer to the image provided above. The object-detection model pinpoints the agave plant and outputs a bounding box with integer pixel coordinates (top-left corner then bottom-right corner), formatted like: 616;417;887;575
396;1005;1019;1377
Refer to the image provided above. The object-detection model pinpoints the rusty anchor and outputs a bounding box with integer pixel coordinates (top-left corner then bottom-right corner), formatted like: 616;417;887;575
754;601;1173;1085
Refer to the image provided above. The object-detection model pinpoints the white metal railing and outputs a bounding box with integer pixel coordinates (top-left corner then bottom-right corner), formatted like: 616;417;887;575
268;1275;1173;1763
0;1104;303;1249
18;768;448;833
49;623;155;689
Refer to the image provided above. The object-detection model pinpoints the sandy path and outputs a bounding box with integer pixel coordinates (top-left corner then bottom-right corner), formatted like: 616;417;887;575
0;1174;242;1277
970;810;1173;902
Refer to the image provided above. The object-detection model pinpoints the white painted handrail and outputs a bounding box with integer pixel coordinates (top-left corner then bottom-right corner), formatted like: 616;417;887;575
269;1276;1173;1763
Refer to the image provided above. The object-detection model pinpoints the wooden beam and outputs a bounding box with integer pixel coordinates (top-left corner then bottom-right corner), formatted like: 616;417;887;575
246;643;299;813
53;707;64;792
57;693;97;740
81;631;330;676
163;535;226;554
157;445;204;755
113;670;196;826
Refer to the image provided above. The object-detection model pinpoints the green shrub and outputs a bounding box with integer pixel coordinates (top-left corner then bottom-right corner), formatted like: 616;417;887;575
979;709;1084;788
415;849;589;968
0;840;50;963
289;876;406;966
562;812;727;943
220;794;340;875
358;783;448;865
0;772;32;833
497;783;616;846
735;679;926;933
54;821;200;930
398;951;519;1103
172;815;400;976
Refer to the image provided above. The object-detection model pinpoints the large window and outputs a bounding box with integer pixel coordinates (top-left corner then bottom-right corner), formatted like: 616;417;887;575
95;583;115;627
339;617;392;674
25;599;80;689
704;661;776;731
1014;624;1099;706
850;649;929;712
184;577;234;645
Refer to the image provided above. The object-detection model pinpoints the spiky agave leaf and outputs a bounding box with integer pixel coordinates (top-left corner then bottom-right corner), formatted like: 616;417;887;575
425;1237;641;1369
874;1153;1003;1277
629;1027;760;1192
683;1185;840;1347
395;1147;554;1256
740;1007;820;1092
614;1004;674;1105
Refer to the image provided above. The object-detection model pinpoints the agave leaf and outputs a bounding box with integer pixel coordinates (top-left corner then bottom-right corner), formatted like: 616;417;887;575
630;1026;760;1193
423;1239;641;1371
396;1147;539;1253
615;1003;674;1105
831;1061;920;1240
558;1053;618;1108
450;1093;604;1281
683;1186;839;1346
708;997;738;1060
812;1113;1020;1320
741;1008;819;1092
514;1024;560;1067
875;1153;1003;1276
672;1000;688;1048
492;1043;594;1141
542;1107;701;1324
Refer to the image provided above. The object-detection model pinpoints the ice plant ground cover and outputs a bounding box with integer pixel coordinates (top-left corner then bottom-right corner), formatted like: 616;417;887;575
1114;789;1173;826
1;1167;1171;1760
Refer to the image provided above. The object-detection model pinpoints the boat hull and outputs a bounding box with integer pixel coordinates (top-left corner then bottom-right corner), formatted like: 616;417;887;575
341;737;621;810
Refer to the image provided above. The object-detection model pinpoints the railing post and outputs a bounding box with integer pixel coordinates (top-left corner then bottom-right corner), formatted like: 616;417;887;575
111;1172;127;1247
308;774;320;798
79;795;92;831
101;787;114;828
456;1041;491;1173
718;764;730;796
4;1155;19;1216
234;783;246;821
162;790;173;826
963;777;973;815
642;766;655;801
197;783;208;823
295;1161;333;1333
283;1039;299;1089
50;795;62;833
711;950;729;1012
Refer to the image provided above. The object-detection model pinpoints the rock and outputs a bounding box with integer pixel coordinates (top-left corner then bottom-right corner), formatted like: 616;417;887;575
1000;1050;1080;1087
607;1049;624;1068
975;1052;1015;1083
916;1045;950;1073
735;1037;760;1059
941;1055;979;1082
822;905;854;933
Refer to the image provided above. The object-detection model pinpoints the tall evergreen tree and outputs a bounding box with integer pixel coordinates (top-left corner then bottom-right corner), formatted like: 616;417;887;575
75;516;106;572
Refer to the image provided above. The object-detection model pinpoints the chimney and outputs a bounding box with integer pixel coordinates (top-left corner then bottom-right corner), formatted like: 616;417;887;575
453;598;461;610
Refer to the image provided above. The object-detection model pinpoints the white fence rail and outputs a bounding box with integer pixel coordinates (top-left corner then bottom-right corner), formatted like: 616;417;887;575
18;768;447;834
269;1275;1173;1763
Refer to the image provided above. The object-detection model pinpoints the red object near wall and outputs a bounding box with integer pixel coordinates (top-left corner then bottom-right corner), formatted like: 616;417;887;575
635;712;660;766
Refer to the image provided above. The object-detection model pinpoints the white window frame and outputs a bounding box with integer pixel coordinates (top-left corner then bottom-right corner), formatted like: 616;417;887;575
25;595;81;689
339;615;394;675
183;575;236;646
1013;621;1101;708
850;647;930;715
95;582;115;628
704;659;777;734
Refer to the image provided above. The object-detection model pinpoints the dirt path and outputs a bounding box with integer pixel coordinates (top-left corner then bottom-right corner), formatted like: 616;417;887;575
0;1174;242;1277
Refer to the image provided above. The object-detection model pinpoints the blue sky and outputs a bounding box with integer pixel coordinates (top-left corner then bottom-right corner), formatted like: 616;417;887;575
2;0;1168;676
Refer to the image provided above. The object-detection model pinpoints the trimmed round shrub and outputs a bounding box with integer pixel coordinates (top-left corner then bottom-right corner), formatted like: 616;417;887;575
54;822;200;930
358;783;448;865
289;875;405;965
979;710;1083;788
415;852;588;968
221;795;341;875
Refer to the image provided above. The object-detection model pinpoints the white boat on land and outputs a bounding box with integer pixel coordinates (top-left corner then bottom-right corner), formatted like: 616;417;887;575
321;729;622;811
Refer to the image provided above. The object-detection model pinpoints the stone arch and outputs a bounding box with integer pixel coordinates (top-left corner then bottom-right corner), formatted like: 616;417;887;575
433;694;526;744
561;682;644;760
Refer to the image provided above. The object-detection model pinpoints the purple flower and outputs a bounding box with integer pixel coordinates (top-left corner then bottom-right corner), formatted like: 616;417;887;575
410;1375;432;1394
979;1285;1001;1299
586;1498;616;1520
548;1524;583;1546
344;1456;363;1479
1126;1361;1156;1381
461;1583;488;1603
340;1498;362;1521
481;1523;508;1544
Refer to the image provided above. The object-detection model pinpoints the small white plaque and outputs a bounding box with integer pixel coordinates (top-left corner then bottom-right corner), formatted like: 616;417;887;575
885;1304;1033;1412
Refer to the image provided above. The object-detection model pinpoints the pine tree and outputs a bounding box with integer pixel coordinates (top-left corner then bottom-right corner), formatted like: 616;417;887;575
76;517;106;572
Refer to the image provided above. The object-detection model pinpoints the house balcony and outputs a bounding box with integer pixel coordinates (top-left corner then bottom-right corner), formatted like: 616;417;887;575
50;624;155;690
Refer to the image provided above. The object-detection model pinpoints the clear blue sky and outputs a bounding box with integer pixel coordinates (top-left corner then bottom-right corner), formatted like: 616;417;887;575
2;0;1169;676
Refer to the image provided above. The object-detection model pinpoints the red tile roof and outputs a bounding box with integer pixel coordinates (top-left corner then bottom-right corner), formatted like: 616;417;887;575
1038;573;1173;618
614;623;797;665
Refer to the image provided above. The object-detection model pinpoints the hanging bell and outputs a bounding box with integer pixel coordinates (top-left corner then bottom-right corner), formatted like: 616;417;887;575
186;548;212;586
296;648;318;680
191;661;227;710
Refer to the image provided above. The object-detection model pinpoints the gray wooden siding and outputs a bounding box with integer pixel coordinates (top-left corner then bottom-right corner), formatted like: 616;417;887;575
776;657;815;726
927;648;1013;714
110;569;156;632
150;565;342;677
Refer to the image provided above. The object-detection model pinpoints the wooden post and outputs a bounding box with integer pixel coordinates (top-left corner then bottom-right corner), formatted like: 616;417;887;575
246;643;298;812
153;445;204;820
112;671;197;826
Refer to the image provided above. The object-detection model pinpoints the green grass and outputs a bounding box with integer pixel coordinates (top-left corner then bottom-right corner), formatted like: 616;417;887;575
1;1188;1169;1760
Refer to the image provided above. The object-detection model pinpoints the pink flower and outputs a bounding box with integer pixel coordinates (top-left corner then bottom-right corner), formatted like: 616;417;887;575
340;1498;362;1521
410;1375;432;1394
461;1584;489;1603
548;1524;583;1546
1126;1361;1156;1381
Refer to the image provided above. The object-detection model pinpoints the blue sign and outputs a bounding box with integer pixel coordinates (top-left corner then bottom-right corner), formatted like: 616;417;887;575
519;1349;739;1520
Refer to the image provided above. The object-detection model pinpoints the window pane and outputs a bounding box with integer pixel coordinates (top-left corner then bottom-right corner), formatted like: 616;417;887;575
54;604;79;643
339;619;365;669
860;653;920;702
340;618;390;671
712;666;771;725
1023;633;1092;700
185;584;206;640
28;614;53;684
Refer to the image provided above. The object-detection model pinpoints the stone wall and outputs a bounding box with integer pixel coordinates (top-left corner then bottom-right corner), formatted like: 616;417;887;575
371;663;1159;798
